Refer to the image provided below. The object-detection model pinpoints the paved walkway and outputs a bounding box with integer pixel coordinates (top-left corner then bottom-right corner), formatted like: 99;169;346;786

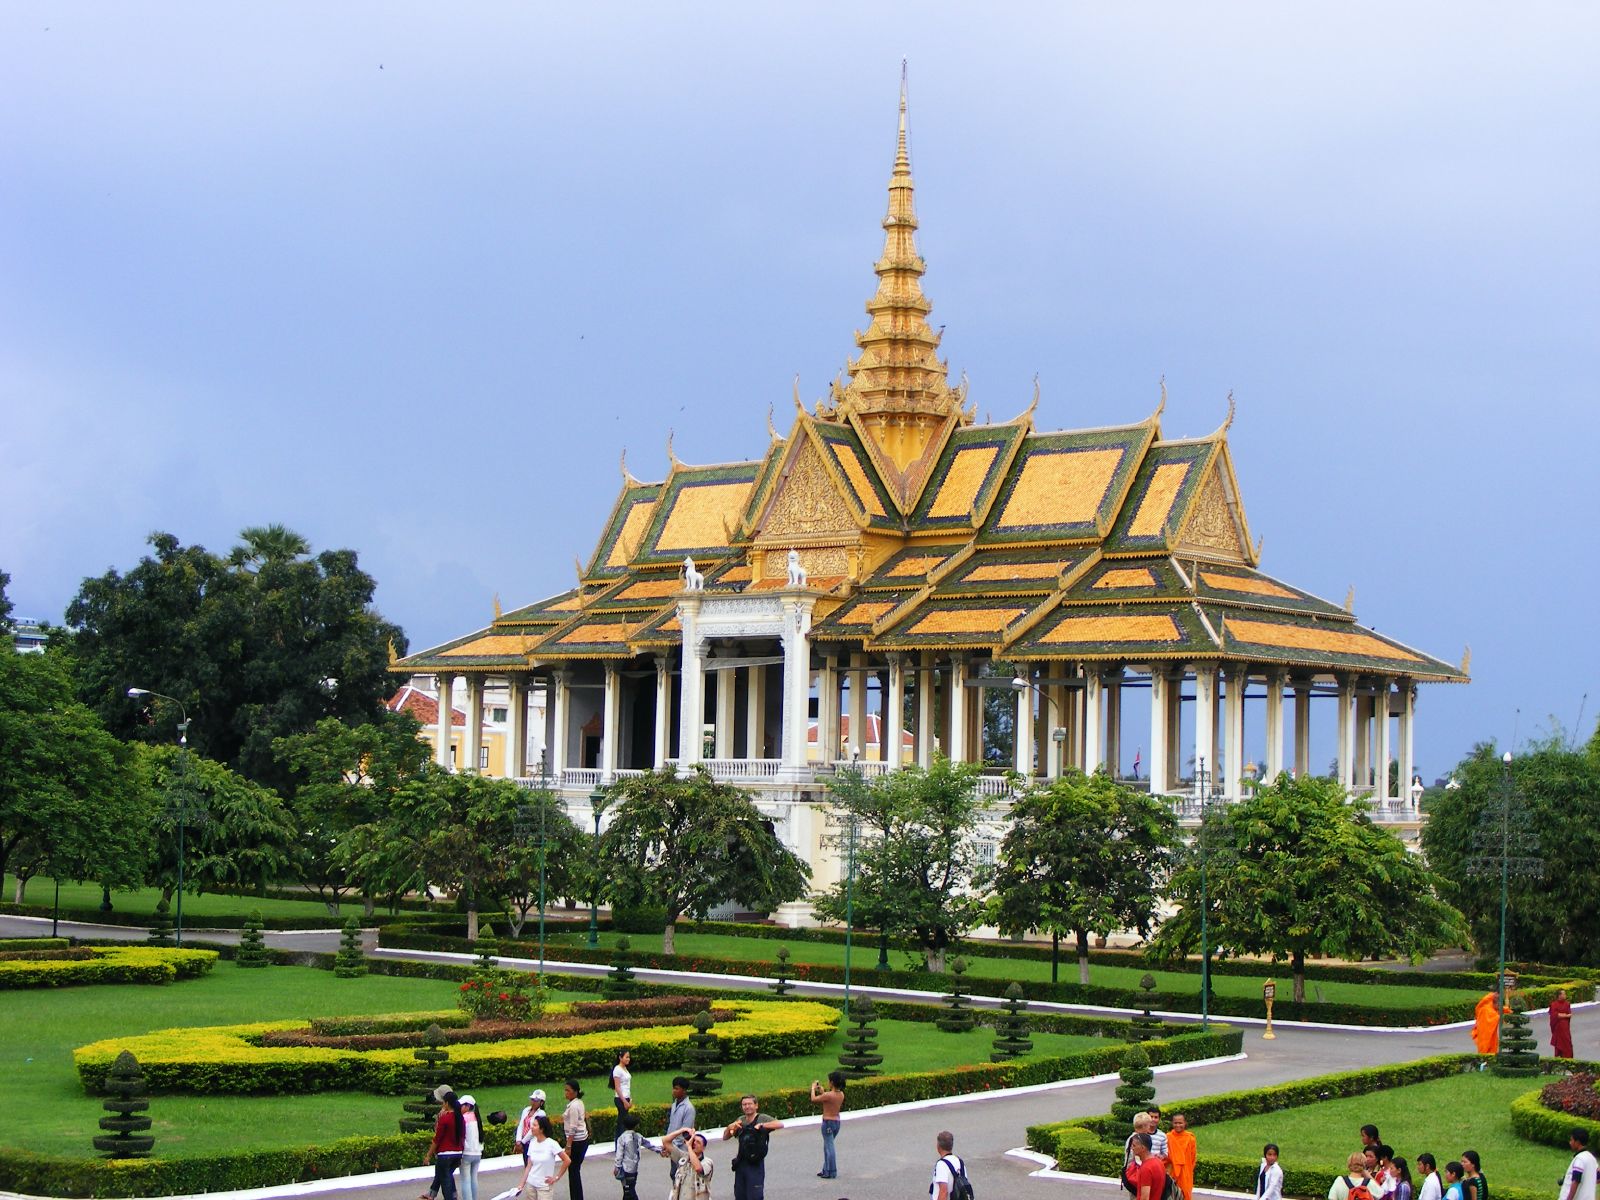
8;915;1591;1200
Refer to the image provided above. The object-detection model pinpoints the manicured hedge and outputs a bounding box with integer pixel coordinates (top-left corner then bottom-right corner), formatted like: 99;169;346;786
0;900;466;932
0;946;216;988
1509;1084;1600;1148
73;998;839;1095
0;937;71;951
379;927;1591;1026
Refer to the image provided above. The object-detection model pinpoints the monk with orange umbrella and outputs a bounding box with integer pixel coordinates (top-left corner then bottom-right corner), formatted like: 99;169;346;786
1471;991;1501;1055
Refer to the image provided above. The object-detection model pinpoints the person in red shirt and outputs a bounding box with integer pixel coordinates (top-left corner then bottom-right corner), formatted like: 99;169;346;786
1128;1133;1168;1200
424;1085;465;1200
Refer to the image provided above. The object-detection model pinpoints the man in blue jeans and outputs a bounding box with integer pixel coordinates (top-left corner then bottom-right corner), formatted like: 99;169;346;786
810;1071;847;1179
722;1093;783;1200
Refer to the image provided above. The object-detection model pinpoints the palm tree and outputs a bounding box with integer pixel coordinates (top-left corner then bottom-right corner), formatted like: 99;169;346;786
230;525;310;571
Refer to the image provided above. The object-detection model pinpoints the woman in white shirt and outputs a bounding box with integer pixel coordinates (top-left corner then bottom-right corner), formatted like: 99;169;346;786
517;1115;571;1200
610;1050;633;1121
1258;1144;1284;1200
458;1096;483;1200
562;1078;589;1200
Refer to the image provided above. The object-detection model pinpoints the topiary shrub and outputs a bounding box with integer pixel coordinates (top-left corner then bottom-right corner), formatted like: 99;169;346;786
398;1025;451;1132
991;981;1034;1061
334;918;368;978
770;945;795;996
838;996;884;1079
1111;1044;1156;1122
613;906;669;935
92;1051;154;1158
146;900;173;947
603;936;641;1000
681;1010;723;1097
1494;995;1540;1077
472;927;499;972
236;911;268;968
936;957;977;1033
1130;973;1164;1041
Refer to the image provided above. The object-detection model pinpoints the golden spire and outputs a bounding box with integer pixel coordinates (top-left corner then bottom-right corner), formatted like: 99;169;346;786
823;62;963;434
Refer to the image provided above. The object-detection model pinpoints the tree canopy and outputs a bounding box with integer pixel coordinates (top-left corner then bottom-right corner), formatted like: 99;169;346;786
1421;736;1600;967
1152;773;1464;1001
0;568;12;632
59;528;406;794
597;766;811;953
813;757;993;972
993;769;1179;983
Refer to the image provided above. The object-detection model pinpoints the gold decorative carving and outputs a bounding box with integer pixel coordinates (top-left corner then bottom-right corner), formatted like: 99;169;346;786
761;442;857;539
1180;469;1244;559
763;545;850;578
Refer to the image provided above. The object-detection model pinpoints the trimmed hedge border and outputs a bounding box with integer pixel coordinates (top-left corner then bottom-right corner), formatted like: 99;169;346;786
0;901;468;932
1509;1076;1600;1148
0;946;216;988
1026;1053;1599;1200
379;927;1593;1027
0;937;71;951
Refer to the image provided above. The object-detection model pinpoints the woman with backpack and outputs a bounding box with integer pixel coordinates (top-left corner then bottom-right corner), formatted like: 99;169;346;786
1330;1151;1375;1200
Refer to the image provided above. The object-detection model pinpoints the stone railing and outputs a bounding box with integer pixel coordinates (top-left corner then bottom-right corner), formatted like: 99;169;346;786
560;767;603;789
701;758;783;780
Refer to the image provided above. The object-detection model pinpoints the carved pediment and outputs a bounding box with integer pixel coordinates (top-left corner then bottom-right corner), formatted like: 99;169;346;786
758;441;858;541
1176;466;1247;562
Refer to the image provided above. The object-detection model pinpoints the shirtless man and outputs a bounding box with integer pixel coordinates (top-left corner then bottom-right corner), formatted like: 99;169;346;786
810;1070;847;1180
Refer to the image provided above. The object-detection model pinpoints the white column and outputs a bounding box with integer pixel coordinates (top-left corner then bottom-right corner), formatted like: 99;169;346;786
1221;666;1243;800
1354;693;1372;791
1014;667;1035;777
463;675;484;774
884;655;906;769
601;663;623;781
780;598;814;772
1148;671;1170;795
1064;680;1083;770
677;597;705;765
434;673;456;768
916;652;936;768
1336;674;1356;791
1400;682;1416;811
1193;666;1217;790
947;657;969;764
653;655;673;768
1084;671;1105;772
714;655;737;760
847;653;867;761
1166;671;1183;790
1294;681;1313;777
1264;672;1285;783
1375;680;1392;803
1104;671;1123;779
1047;683;1067;779
745;663;767;759
550;669;571;775
817;655;839;763
505;675;527;778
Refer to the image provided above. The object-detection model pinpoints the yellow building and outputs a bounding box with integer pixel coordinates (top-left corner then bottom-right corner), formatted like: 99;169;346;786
396;84;1465;902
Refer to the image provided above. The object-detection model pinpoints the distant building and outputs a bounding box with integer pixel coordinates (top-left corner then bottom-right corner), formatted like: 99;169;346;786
387;675;547;778
11;618;46;655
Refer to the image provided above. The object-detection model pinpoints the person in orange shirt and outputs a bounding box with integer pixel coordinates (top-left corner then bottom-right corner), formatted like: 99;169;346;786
1167;1113;1197;1200
1470;992;1501;1055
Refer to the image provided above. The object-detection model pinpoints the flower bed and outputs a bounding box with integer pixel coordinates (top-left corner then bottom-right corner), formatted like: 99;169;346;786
73;998;839;1095
0;946;216;988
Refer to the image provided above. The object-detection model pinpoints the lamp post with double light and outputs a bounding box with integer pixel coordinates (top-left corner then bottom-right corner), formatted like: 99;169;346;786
588;785;607;948
1193;756;1223;1030
127;687;198;948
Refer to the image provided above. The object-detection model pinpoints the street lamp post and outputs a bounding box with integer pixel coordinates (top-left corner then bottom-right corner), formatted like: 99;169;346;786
841;805;860;1018
587;785;607;948
1194;756;1217;1030
127;687;195;948
1497;750;1512;1009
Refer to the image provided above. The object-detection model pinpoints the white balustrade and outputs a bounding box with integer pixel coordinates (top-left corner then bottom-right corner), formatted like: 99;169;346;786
560;767;603;788
702;758;783;780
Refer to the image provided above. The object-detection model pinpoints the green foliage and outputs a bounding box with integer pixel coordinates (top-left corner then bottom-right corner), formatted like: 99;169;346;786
60;528;406;797
936;957;977;1032
472;928;498;971
994;770;1178;985
1423;738;1600;966
991;981;1034;1061
597;767;811;953
397;1024;450;1133
92;1051;154;1158
147;899;173;946
838;995;883;1078
1510;1085;1600;1148
680;1010;723;1097
769;944;794;996
334;918;367;978
604;936;640;1000
1110;1043;1155;1122
0;568;11;632
1130;973;1164;1041
1494;994;1540;1076
0;649;153;890
236;911;268;968
813;758;992;971
1153;774;1465;1001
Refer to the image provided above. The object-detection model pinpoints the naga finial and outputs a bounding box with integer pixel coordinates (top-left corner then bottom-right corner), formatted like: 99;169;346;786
1223;389;1236;432
665;428;680;468
492;592;502;620
1343;584;1356;613
767;402;780;443
1460;645;1472;674
1157;375;1168;417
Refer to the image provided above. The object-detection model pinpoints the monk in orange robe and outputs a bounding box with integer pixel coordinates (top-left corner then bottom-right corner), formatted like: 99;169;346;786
1549;988;1574;1058
1167;1113;1197;1200
1471;992;1501;1054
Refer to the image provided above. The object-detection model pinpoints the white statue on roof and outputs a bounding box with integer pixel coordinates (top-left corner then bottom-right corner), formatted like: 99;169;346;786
786;549;807;588
683;557;704;591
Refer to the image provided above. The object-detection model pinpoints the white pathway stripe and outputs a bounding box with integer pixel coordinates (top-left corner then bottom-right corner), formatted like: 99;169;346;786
0;1054;1247;1200
377;947;1597;1033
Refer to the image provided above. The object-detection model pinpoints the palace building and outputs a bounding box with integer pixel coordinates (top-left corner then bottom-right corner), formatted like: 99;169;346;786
395;86;1466;912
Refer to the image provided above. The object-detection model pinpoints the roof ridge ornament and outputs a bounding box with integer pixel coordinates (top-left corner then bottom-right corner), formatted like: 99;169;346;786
767;402;781;444
1343;584;1356;613
1460;644;1471;674
492;593;502;620
1157;375;1168;418
665;428;681;469
620;447;640;487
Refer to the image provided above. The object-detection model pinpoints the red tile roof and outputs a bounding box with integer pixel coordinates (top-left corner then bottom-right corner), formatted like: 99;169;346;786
386;686;466;727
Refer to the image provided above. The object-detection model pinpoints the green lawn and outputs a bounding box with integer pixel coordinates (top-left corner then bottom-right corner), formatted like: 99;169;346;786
545;931;1476;1009
0;959;1103;1160
1191;1073;1569;1190
5;875;382;922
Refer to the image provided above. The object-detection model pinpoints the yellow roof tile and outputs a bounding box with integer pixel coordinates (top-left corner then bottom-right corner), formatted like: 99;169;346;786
441;635;531;657
656;482;753;551
615;578;683;600
927;446;1000;519
1093;568;1157;589
1226;618;1421;661
836;601;896;625
606;500;658;567
1042;614;1182;643
909;606;1029;635
965;559;1068;582
887;554;947;578
557;622;634;645
996;448;1122;529
835;448;887;517
1127;462;1193;537
1201;571;1298;600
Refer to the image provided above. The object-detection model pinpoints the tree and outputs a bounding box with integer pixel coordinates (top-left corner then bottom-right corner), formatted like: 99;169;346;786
1111;1044;1155;1122
92;1051;154;1158
597;767;811;954
274;712;431;914
936;957;977;1032
237;910;269;967
398;1025;450;1133
334;917;368;977
0;567;12;632
1152;774;1464;1002
0;650;153;889
1494;994;1539;1076
837;996;884;1078
604;936;641;1000
1421;737;1600;966
993;770;1178;984
681;1011;723;1096
132;744;297;903
486;786;588;938
990;982;1034;1061
813;758;992;972
60;529;406;795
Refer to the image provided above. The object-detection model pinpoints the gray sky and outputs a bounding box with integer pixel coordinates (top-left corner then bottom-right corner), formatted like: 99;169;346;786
3;3;1597;775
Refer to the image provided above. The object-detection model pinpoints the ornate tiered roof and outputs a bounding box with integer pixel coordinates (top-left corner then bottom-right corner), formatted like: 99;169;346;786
396;85;1466;686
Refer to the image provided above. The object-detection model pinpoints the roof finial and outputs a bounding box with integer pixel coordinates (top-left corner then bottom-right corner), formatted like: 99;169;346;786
1223;389;1236;431
1343;584;1356;613
766;402;780;443
1157;375;1168;417
620;447;640;486
492;592;502;619
665;427;680;468
896;58;910;172
1460;644;1472;674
